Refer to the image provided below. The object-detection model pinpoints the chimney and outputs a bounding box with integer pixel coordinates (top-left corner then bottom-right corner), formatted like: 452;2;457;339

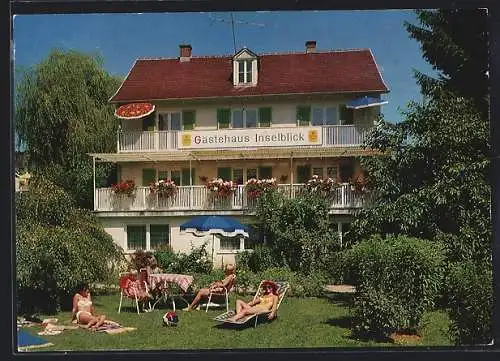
179;44;192;62
305;40;317;53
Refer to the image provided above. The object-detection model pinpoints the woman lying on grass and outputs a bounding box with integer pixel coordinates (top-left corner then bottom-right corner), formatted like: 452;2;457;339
227;280;279;322
71;282;106;329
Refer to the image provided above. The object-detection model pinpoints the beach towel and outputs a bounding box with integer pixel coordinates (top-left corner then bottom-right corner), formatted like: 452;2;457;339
79;320;137;334
17;329;53;352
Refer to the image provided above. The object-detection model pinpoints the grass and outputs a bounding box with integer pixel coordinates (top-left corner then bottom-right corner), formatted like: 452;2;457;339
19;292;453;352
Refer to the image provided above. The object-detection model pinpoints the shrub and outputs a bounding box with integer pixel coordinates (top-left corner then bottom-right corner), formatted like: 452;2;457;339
446;260;493;345
351;287;409;339
234;250;252;271
192;269;225;291
248;245;276;272
344;234;445;336
129;250;156;271
16;179;125;314
154;245;179;272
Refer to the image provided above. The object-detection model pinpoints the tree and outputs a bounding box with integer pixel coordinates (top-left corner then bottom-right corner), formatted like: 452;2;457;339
349;89;490;263
16;175;126;314
255;190;341;277
404;9;489;117
15;49;123;209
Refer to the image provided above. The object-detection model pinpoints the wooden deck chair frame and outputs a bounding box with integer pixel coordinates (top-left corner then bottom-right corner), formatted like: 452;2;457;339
118;270;151;314
213;280;290;327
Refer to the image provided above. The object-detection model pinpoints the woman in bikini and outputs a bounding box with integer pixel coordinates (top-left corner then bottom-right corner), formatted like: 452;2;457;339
183;264;236;311
71;282;106;329
227;280;279;322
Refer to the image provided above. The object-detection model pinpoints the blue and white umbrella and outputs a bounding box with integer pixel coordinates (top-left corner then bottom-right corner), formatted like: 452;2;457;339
346;96;388;110
180;215;249;263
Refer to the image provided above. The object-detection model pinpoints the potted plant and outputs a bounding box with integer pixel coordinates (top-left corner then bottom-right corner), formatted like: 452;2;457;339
149;179;178;198
305;175;340;194
245;178;277;199
111;180;136;197
206;178;237;197
349;172;370;195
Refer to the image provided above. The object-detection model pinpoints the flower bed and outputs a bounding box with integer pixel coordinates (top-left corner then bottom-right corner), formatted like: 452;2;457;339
149;179;178;198
245;178;277;199
206;178;237;197
111;180;136;197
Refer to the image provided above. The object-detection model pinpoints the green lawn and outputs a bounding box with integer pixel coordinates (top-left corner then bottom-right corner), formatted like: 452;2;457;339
19;292;453;351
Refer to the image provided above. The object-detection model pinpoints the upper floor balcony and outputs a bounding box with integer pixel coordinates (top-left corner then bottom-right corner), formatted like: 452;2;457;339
95;183;366;213
117;125;372;153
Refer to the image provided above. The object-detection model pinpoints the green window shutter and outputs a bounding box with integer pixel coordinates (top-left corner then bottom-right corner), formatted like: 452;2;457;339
182;110;196;130
297;106;311;126
258;107;272;127
181;168;195;186
158;170;169;181
150;225;169;251
217;108;231;129
127;225;146;250
258;166;273;179
217;167;231;181
142;168;156;186
297;165;311;184
340;105;354;125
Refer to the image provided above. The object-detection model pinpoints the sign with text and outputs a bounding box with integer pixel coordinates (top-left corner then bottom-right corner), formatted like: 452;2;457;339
178;127;322;149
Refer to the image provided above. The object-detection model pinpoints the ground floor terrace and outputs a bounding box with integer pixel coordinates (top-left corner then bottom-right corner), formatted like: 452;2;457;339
97;213;354;267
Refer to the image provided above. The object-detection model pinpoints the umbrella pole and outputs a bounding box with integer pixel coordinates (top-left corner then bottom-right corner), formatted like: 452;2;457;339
212;234;215;267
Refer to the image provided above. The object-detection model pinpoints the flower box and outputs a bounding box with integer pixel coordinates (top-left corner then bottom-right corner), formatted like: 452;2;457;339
206;178;237;197
111;180;136;197
245;178;277;199
305;175;340;194
149;179;178;198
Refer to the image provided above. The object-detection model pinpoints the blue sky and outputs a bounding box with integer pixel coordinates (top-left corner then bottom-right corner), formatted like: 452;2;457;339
13;10;437;124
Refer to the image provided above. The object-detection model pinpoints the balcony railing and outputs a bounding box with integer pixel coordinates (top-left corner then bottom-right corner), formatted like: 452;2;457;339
95;184;366;212
117;125;371;152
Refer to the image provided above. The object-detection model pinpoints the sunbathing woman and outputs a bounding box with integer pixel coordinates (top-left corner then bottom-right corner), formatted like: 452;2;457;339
227;280;279;322
183;264;236;311
71;282;106;329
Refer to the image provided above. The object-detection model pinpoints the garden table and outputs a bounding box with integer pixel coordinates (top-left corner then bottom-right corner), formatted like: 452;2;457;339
148;273;194;311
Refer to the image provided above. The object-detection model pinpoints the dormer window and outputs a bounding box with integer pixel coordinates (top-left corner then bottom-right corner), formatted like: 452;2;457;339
238;60;253;84
233;48;258;86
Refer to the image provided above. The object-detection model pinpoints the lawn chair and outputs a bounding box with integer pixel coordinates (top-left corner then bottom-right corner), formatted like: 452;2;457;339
213;280;290;327
200;276;236;313
118;270;152;314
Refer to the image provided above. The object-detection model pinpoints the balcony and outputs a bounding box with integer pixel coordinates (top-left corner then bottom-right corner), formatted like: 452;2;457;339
117;125;372;152
95;184;365;212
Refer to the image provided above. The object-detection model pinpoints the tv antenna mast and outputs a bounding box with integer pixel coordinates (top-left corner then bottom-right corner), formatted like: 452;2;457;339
208;12;265;54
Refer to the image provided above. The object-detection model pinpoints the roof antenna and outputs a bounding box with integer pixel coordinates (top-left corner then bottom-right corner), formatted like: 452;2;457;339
208;12;265;54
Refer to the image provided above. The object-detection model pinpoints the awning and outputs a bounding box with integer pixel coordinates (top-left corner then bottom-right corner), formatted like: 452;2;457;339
346;96;388;110
88;147;383;163
114;102;155;119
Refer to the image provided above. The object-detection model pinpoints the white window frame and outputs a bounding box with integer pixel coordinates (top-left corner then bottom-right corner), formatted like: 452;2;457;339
217;235;245;253
231;108;258;128
237;60;253;84
158;111;182;131
125;223;171;253
158;169;191;186
311;105;339;126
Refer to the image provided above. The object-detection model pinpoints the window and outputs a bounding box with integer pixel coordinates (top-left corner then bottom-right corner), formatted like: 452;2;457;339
247;168;257;180
127;226;146;250
327;166;338;181
297;165;311;184
217;167;232;181
219;236;241;251
238;60;252;84
231;108;258;128
312;167;324;178
157;169;193;185
340;105;354;125
258;166;273;179
150;225;169;250
232;109;244;128
159;112;181;131
142;168;156;186
233;168;244;184
312;106;338;126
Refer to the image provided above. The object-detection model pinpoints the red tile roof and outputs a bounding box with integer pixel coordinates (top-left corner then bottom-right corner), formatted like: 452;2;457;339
109;49;389;103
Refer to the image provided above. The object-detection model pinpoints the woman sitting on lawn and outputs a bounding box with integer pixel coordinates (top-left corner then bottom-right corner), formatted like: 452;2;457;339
183;264;236;311
227;280;279;322
71;282;107;329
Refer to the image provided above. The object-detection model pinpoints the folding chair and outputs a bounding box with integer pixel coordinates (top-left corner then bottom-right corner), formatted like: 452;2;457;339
118;270;151;314
201;276;236;313
214;280;290;327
